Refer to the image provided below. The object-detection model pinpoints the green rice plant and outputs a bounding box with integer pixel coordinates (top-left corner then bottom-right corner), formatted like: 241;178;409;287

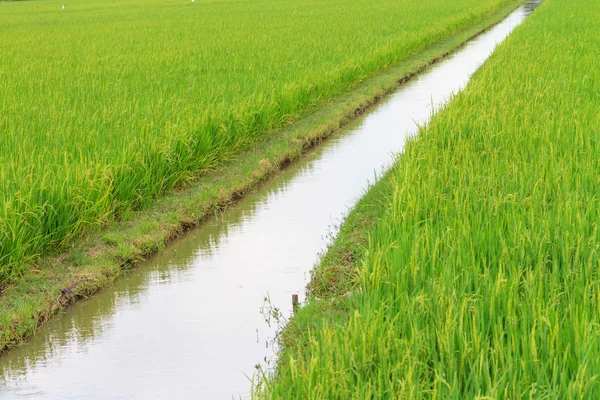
259;0;600;397
0;0;517;282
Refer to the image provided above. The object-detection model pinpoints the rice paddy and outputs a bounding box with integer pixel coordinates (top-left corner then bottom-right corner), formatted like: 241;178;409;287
259;0;600;397
0;0;517;283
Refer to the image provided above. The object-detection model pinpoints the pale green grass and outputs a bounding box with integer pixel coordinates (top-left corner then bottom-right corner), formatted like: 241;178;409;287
259;0;600;397
0;0;516;282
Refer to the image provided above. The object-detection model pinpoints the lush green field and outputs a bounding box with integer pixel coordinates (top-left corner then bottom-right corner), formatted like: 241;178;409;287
259;0;600;397
0;0;518;282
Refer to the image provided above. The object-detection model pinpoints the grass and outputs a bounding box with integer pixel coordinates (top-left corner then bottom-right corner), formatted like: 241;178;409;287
0;0;520;283
0;0;527;352
258;0;600;397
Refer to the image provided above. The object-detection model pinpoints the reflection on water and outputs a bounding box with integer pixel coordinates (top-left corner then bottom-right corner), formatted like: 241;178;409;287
0;2;541;399
524;0;542;13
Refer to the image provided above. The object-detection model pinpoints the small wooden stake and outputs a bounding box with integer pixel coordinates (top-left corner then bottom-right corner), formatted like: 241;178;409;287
292;294;299;314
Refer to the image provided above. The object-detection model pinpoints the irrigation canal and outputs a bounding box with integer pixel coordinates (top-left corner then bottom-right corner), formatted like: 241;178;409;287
0;1;540;398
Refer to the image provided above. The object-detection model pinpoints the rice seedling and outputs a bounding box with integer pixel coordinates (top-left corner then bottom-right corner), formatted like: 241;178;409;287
258;0;600;397
0;0;517;283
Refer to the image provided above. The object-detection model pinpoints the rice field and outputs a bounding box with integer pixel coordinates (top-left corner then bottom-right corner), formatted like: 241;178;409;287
0;0;516;283
259;0;600;397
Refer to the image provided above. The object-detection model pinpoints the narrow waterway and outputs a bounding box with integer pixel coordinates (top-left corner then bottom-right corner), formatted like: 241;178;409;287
0;2;540;398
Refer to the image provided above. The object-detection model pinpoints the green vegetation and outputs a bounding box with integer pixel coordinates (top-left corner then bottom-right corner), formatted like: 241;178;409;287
0;0;527;351
260;0;600;397
0;0;518;282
